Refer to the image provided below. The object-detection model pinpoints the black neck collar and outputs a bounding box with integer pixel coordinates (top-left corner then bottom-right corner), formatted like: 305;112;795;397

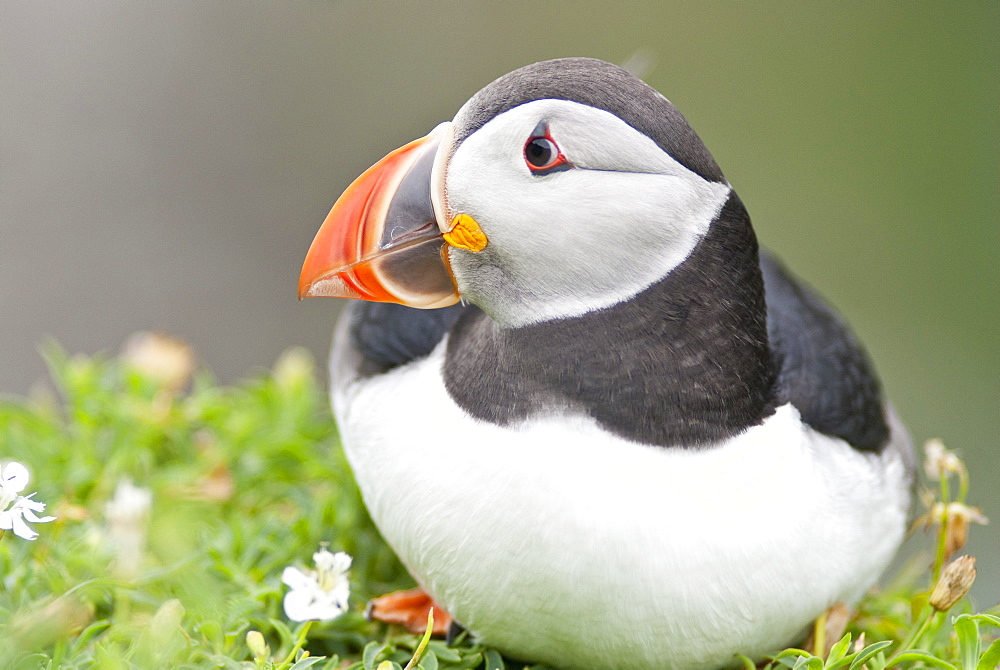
443;193;777;448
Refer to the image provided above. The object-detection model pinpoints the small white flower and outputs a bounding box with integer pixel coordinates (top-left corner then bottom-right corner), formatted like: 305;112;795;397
1;461;29;500
105;479;153;579
106;479;153;524
282;546;352;622
923;438;962;480
0;461;56;541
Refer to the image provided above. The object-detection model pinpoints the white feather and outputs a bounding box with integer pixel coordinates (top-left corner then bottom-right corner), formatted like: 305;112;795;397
332;333;912;670
444;100;731;327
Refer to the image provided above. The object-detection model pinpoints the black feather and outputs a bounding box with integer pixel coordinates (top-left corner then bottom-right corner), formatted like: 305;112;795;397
453;58;725;184
348;301;469;374
760;252;889;451
442;193;777;448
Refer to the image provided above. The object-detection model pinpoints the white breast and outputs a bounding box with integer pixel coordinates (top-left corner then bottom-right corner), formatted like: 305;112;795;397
332;337;911;670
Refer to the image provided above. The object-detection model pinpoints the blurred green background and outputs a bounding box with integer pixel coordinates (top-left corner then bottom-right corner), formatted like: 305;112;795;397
2;3;996;603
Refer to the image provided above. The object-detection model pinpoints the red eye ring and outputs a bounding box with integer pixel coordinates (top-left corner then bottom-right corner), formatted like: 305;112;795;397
523;125;570;174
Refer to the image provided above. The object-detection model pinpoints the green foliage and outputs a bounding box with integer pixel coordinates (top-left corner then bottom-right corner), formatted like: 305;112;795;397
748;611;1000;670
0;343;406;668
0;343;995;668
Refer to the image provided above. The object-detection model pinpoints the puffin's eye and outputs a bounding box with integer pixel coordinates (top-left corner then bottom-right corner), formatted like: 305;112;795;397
523;126;570;174
525;137;559;168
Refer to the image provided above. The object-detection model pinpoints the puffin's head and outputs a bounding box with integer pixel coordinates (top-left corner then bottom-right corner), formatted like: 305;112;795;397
300;58;733;327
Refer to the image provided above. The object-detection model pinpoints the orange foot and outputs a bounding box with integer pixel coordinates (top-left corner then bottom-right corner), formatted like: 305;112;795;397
365;587;453;637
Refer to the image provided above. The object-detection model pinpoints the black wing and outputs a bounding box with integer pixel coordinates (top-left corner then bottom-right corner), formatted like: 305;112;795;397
347;301;471;375
760;251;889;451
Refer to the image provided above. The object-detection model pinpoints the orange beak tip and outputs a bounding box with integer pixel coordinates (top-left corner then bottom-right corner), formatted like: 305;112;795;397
298;124;459;308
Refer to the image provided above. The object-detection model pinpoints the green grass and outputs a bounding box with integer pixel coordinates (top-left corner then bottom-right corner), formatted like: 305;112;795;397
0;339;995;669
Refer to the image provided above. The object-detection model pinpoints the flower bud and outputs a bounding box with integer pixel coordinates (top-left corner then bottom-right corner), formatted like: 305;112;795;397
929;555;976;611
942;502;988;558
246;630;269;660
121;331;195;393
149;598;185;646
273;347;314;390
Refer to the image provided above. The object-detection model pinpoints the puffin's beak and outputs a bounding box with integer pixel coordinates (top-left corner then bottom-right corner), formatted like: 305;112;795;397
298;122;460;308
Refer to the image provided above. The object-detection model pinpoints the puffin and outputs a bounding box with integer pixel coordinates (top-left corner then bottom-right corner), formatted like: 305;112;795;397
298;58;914;670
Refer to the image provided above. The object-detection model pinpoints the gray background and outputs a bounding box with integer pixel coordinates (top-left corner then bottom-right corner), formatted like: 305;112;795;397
2;2;996;603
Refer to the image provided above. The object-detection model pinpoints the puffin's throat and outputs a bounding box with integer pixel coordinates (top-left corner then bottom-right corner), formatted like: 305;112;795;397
443;192;777;448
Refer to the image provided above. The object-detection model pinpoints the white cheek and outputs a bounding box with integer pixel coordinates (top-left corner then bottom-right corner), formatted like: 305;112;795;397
446;102;731;326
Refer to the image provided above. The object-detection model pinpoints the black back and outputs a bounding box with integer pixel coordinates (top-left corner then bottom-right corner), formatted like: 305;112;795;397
759;252;889;451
